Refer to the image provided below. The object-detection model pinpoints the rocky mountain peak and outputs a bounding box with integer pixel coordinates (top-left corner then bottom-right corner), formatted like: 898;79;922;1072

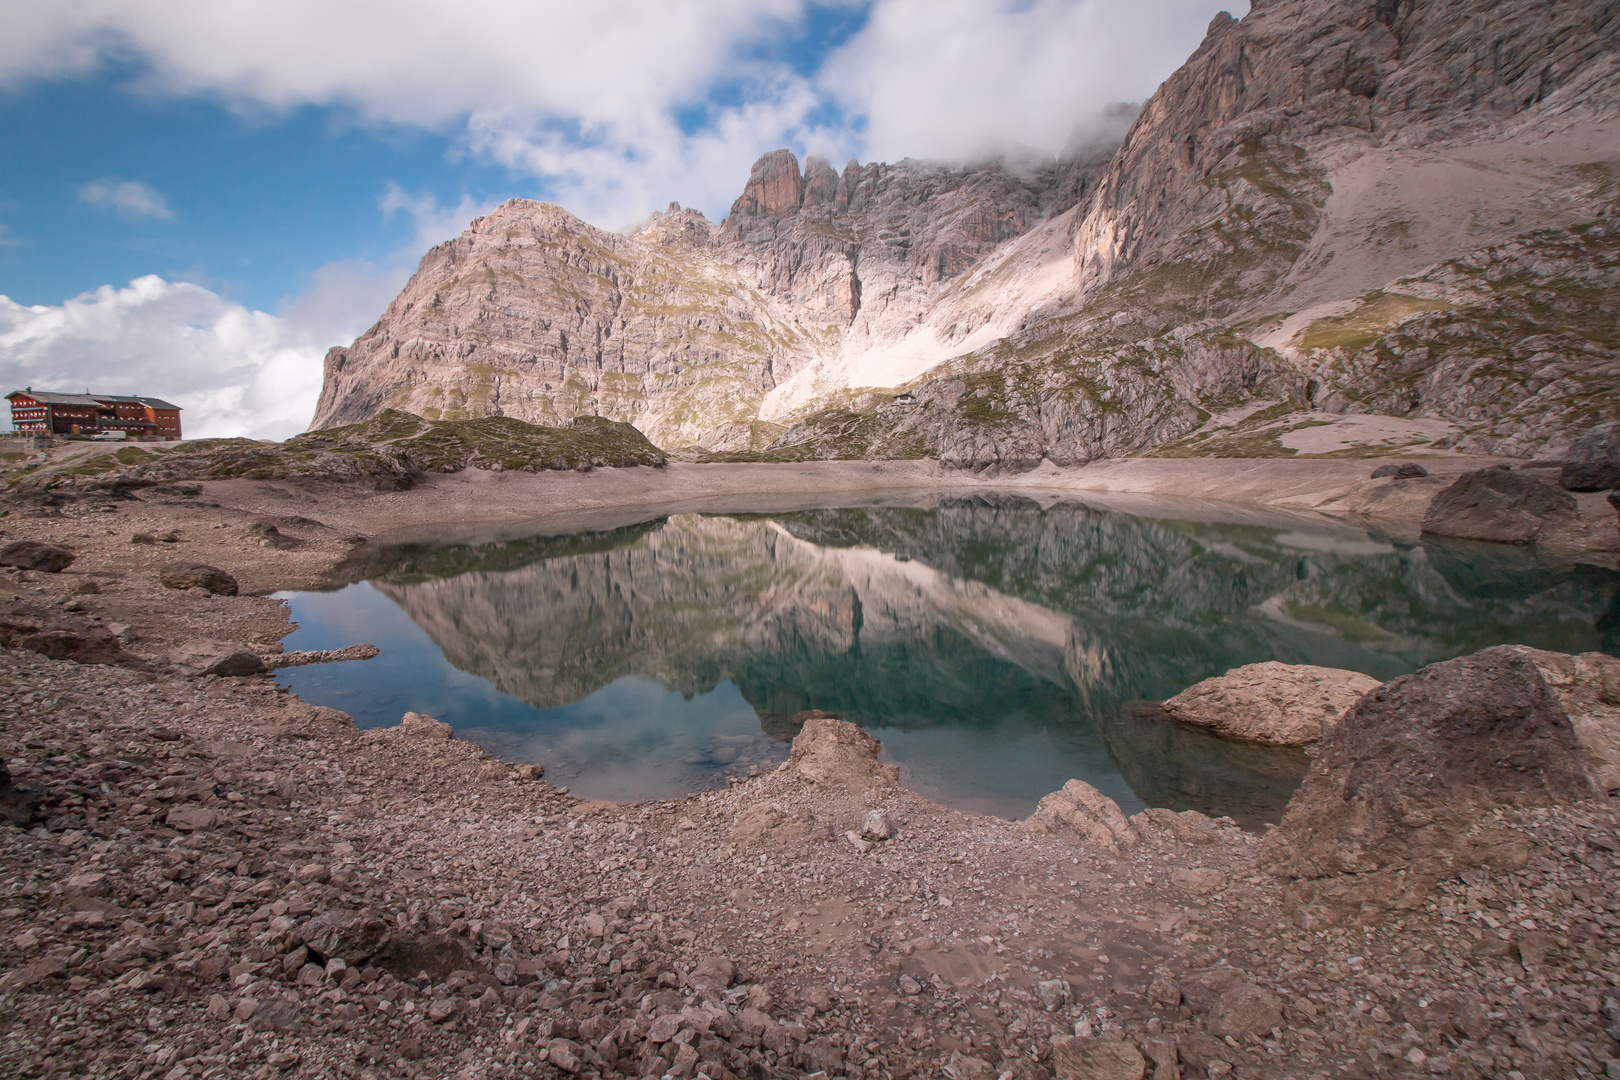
312;0;1617;466
722;149;807;238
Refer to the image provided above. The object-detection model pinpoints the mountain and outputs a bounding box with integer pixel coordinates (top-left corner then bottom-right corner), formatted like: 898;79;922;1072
312;0;1619;466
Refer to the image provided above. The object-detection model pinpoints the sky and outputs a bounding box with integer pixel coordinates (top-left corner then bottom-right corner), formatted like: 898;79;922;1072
0;0;1237;439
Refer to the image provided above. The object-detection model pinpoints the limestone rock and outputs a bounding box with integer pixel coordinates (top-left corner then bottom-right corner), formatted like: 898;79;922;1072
169;640;269;678
1563;421;1620;491
788;714;899;789
1026;779;1140;848
1050;1035;1147;1080
0;541;75;573
158;562;239;595
1265;646;1593;878
395;711;454;741
1420;468;1579;544
300;909;391;965
1162;662;1381;746
1206;984;1283;1040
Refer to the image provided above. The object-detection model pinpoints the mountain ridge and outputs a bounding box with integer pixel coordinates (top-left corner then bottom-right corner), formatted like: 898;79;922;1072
312;0;1620;467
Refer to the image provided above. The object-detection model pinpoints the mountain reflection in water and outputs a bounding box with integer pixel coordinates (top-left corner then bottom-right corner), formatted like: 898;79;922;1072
277;497;1620;825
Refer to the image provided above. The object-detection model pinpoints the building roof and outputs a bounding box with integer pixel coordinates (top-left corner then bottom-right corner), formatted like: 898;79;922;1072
6;390;182;411
94;394;182;411
6;390;101;406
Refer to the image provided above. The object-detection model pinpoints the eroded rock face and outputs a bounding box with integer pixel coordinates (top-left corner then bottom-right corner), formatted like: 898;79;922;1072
1503;646;1620;795
1265;646;1592;878
1564;421;1620;492
1420;467;1579;543
1162;662;1381;746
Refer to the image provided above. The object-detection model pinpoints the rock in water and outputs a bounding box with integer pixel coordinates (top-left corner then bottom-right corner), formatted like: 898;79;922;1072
1265;646;1592;878
1420;468;1578;544
158;562;239;595
0;541;75;572
1026;779;1140;848
788;714;899;789
1162;662;1382;746
1562;421;1620;491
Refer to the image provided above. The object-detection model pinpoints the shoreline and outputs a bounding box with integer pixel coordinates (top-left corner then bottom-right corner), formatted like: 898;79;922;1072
1;456;1617;1079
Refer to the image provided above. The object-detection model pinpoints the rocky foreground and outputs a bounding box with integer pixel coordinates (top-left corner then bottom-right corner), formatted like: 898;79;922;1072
2;486;1620;1080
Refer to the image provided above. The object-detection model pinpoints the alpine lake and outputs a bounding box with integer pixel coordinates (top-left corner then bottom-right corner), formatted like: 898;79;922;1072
275;493;1620;828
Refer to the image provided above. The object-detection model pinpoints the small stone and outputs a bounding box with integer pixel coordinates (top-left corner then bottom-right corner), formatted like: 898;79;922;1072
648;1014;681;1043
158;562;238;595
206;993;231;1019
252;998;301;1031
1169;868;1222;895
861;809;894;841
583;913;606;938
1035;978;1071;1011
427;999;458;1023
1207;984;1283;1041
1050;1034;1146;1080
899;974;923;995
1149;978;1182;1008
0;541;75;573
165;806;218;832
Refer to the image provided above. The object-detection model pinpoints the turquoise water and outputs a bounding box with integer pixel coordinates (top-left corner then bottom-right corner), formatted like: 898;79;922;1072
275;497;1620;824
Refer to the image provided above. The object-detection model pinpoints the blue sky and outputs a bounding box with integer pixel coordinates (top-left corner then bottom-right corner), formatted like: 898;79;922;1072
0;0;1231;437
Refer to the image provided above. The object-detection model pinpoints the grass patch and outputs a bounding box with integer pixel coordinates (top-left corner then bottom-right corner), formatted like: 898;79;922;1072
1297;291;1451;353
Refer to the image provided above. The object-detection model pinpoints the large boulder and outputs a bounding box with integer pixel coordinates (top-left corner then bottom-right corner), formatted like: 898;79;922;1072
1420;467;1578;544
0;541;75;572
1502;646;1620;795
1025;779;1140;848
1561;421;1620;491
1265;646;1592;878
788;713;899;789
159;562;239;595
1162;662;1381;746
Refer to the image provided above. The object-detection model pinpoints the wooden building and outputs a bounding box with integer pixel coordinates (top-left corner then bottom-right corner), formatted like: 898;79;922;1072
6;389;183;440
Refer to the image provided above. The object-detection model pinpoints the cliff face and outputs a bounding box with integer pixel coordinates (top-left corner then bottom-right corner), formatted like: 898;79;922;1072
313;0;1620;463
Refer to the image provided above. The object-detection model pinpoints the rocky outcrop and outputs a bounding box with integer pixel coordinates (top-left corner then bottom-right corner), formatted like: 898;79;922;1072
1162;662;1381;746
1024;779;1140;848
1265;646;1593;879
786;714;898;790
1420;466;1579;543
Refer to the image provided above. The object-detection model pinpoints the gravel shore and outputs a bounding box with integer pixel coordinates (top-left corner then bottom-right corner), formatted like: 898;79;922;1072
1;466;1618;1080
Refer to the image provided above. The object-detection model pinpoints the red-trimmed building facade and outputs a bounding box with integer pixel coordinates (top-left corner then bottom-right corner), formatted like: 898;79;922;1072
6;390;182;439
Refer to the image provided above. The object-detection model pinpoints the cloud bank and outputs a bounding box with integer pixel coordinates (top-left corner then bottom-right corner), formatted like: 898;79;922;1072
3;0;1237;437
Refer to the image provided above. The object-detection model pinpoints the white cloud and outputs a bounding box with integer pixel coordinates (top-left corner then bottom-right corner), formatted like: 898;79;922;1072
826;0;1227;164
379;183;496;252
79;178;175;220
0;275;371;440
3;1;1234;226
